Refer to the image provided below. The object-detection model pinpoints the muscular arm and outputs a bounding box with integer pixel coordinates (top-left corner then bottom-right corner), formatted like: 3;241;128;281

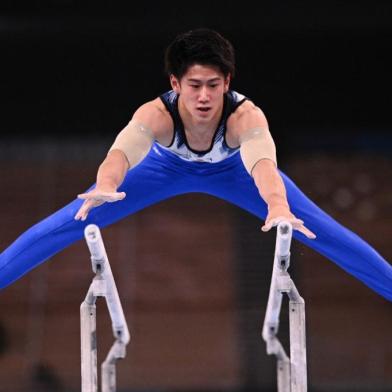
75;99;172;221
95;149;130;192
74;150;129;221
228;101;315;238
252;158;289;211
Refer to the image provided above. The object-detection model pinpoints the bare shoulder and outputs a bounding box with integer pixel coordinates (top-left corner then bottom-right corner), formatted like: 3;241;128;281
228;100;268;129
227;99;269;144
132;98;173;144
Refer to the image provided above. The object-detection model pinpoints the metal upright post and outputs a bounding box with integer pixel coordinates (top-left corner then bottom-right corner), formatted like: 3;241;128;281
81;290;98;392
288;286;307;392
81;224;130;392
262;221;307;392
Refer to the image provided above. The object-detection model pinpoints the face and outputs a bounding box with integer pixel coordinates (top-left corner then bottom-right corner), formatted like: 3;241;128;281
170;64;230;123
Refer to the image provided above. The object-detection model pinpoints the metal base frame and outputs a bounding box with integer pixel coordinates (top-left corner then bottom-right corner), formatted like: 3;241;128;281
81;224;130;392
262;222;307;392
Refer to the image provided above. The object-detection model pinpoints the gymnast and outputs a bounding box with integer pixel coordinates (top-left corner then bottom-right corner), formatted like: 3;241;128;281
1;28;391;301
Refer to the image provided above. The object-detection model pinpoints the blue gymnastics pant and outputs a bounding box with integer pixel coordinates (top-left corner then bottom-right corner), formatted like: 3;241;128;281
1;144;392;301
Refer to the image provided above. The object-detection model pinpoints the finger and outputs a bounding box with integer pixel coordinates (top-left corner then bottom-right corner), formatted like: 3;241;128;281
74;205;87;221
261;217;282;232
262;217;305;232
77;191;109;201
115;191;126;199
105;192;126;202
295;225;317;240
290;219;305;229
261;222;273;232
261;216;288;232
291;218;304;225
74;210;84;221
74;199;95;221
77;191;126;202
77;192;95;200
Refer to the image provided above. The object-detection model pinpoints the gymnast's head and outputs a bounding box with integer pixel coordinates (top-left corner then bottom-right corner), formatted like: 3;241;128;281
164;28;236;81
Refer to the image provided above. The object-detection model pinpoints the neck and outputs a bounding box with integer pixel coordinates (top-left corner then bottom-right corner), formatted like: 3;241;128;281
178;97;223;135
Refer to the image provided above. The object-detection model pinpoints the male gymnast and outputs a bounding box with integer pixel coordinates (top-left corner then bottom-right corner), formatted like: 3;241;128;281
1;28;391;301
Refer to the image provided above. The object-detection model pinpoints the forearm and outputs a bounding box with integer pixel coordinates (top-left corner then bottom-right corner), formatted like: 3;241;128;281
251;159;289;209
96;149;129;191
96;119;155;191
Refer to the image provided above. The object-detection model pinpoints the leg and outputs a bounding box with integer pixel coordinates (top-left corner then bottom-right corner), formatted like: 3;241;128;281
0;148;189;289
200;154;392;301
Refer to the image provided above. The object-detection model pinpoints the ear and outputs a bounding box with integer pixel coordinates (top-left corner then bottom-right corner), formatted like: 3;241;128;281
170;75;181;94
224;74;231;93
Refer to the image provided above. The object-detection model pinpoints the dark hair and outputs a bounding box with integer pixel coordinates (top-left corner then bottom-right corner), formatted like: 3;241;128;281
164;28;235;80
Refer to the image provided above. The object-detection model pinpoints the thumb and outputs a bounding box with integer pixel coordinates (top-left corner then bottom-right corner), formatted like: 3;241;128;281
110;191;126;201
261;221;273;232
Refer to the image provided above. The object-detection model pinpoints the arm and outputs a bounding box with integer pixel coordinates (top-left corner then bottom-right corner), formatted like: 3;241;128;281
75;99;172;221
251;159;315;238
74;150;129;221
96;149;130;192
252;158;289;212
228;101;315;239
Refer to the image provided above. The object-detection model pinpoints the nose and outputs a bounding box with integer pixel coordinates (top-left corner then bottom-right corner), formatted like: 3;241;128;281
198;86;209;103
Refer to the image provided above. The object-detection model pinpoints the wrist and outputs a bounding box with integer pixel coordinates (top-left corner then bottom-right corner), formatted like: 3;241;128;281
268;205;290;216
96;180;118;193
266;195;289;211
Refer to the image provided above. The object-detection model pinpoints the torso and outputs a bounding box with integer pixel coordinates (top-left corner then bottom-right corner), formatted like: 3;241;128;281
156;90;247;163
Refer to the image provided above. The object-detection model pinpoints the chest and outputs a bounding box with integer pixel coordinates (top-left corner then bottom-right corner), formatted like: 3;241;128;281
184;129;216;151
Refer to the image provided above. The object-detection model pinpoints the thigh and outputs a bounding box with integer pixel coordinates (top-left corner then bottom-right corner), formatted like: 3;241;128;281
201;157;392;301
0;148;189;288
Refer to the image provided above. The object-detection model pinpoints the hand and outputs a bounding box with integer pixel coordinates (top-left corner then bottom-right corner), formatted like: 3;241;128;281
261;204;316;239
74;189;126;221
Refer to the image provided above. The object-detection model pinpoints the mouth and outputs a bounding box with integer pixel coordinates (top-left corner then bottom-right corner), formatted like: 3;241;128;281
197;107;211;113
